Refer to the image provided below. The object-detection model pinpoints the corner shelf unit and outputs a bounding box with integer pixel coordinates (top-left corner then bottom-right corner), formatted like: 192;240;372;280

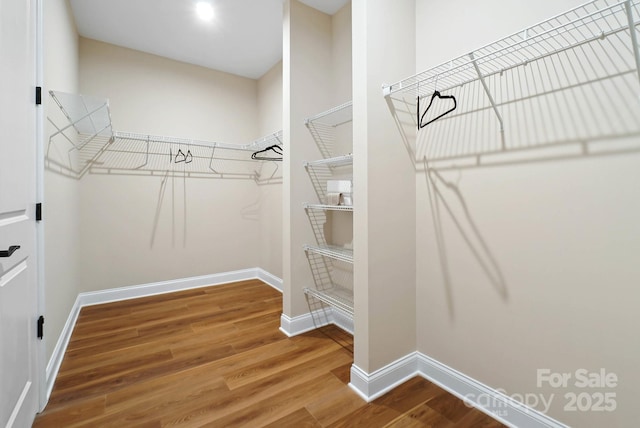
47;90;284;180
302;101;354;322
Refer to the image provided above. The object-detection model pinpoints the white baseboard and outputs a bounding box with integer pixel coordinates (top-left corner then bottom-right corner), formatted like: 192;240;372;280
46;267;282;403
45;294;82;400
255;268;283;292
279;308;353;337
349;352;568;428
349;352;419;402
78;268;281;307
332;310;354;335
279;308;332;337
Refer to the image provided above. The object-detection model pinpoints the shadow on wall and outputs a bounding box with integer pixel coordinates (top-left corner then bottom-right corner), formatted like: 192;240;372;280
384;17;640;318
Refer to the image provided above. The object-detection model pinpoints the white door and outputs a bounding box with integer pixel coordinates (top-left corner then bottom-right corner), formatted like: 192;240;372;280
0;0;40;426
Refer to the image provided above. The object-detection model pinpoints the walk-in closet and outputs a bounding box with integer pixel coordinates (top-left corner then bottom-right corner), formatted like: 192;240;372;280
2;0;639;426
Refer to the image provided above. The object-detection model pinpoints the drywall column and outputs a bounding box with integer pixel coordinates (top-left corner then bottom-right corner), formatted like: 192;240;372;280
352;0;416;376
257;61;284;279
282;1;332;324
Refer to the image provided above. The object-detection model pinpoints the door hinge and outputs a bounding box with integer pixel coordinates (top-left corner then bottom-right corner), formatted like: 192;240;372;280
35;86;42;105
37;316;44;340
36;203;42;221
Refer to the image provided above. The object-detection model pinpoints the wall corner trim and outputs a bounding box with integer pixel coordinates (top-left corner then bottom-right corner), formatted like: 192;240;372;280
349;352;569;428
45;267;282;404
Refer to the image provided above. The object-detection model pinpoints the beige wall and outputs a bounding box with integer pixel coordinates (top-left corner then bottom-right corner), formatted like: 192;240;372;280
43;0;80;362
331;3;352;106
257;61;283;278
415;0;640;426
283;0;333;316
77;38;264;292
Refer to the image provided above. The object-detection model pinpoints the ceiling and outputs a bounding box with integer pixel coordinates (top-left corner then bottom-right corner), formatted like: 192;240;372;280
69;0;350;80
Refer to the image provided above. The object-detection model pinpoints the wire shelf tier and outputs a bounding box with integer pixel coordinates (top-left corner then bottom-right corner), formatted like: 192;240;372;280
305;101;353;159
304;244;353;264
304;203;353;212
86;131;284;179
384;0;640;98
304;286;354;317
304;154;353;168
383;0;640;163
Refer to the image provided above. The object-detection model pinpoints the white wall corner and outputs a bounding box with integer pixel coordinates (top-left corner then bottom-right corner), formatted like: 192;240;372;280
331;309;354;334
255;267;283;292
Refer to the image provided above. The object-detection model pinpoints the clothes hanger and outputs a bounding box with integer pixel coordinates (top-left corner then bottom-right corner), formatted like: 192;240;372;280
185;149;193;164
251;144;283;161
175;148;186;163
418;90;457;129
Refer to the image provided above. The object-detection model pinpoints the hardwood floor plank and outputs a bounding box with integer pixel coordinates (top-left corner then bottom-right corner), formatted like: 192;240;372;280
161;348;353;427
374;377;445;414
223;333;343;389
423;389;477;423
198;373;346;427
326;401;404;428
305;385;367;426
384;403;454;428
263;407;322;428
35;280;506;428
32;396;106;428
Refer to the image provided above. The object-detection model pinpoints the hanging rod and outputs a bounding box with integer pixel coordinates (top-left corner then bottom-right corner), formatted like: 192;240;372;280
113;130;283;153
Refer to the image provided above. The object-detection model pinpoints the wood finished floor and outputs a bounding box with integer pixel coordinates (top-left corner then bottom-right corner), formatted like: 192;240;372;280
34;279;505;427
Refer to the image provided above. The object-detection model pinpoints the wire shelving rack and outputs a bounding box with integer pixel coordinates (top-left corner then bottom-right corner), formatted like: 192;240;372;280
383;0;640;162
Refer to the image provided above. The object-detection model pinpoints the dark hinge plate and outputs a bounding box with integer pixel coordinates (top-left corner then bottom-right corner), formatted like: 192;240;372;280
37;315;44;340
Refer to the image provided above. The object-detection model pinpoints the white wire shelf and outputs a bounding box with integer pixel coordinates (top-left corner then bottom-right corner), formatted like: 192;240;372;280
304;244;353;264
304;286;354;317
304;101;353;159
383;0;640;99
304;154;353;168
47;91;283;180
304;203;353;212
304;101;353;127
383;0;640;162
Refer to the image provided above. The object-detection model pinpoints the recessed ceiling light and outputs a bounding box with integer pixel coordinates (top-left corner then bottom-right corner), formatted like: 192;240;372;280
196;2;214;21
